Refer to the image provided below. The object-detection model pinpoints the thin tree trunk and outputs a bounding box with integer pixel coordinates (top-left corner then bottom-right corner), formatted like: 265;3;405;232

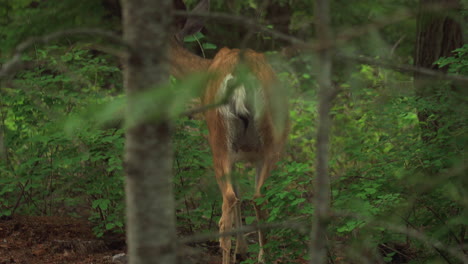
121;1;176;264
310;0;334;263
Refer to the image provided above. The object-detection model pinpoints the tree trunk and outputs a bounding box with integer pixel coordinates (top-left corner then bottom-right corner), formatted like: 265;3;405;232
414;0;463;142
121;1;176;264
310;0;334;263
414;1;465;257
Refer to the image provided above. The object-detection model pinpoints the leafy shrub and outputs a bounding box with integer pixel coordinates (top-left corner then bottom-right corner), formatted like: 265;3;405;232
0;45;125;237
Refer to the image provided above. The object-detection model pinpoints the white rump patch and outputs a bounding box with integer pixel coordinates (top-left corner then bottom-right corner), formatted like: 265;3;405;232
217;74;250;118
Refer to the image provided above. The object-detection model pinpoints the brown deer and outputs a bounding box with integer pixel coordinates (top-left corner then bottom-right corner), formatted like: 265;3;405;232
171;1;289;263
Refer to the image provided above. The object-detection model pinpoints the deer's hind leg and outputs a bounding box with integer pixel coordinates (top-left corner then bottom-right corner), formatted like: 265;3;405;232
233;183;247;262
215;160;237;264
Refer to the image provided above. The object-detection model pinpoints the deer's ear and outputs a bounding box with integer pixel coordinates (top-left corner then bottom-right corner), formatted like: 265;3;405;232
176;0;210;41
173;0;188;29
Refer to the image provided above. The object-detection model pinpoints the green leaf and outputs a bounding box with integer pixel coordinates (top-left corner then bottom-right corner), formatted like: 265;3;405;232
183;32;204;43
202;43;217;50
245;216;256;225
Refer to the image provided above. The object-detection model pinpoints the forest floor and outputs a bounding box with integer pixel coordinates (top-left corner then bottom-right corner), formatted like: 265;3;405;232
0;215;222;264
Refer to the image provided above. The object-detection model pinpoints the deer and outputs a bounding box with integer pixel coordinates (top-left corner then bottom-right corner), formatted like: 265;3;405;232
171;1;289;263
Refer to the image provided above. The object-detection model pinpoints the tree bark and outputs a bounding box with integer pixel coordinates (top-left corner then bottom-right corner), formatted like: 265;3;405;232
121;1;176;264
414;0;463;142
310;0;334;263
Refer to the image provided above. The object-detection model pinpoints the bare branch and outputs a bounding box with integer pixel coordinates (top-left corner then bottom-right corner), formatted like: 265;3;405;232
175;10;467;83
2;15;465;84
174;10;468;84
173;10;304;45
181;100;225;117
178;218;308;244
180;74;244;117
177;209;468;263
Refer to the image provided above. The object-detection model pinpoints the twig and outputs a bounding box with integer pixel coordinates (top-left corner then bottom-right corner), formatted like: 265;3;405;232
422;204;462;245
11;180;28;215
193;34;206;59
379;243;411;261
390;35;406;57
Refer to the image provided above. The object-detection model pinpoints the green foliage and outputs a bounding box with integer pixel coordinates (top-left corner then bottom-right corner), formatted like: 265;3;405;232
0;0;118;53
328;57;466;262
183;32;218;59
436;44;468;75
0;45;125;237
0;1;466;263
172;116;219;233
257;161;313;263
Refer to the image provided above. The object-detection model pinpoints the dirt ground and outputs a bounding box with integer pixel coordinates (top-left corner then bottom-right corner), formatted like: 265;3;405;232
0;215;221;264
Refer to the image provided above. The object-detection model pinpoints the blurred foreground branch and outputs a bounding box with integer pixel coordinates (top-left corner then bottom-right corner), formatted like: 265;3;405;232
178;211;467;262
309;0;335;263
